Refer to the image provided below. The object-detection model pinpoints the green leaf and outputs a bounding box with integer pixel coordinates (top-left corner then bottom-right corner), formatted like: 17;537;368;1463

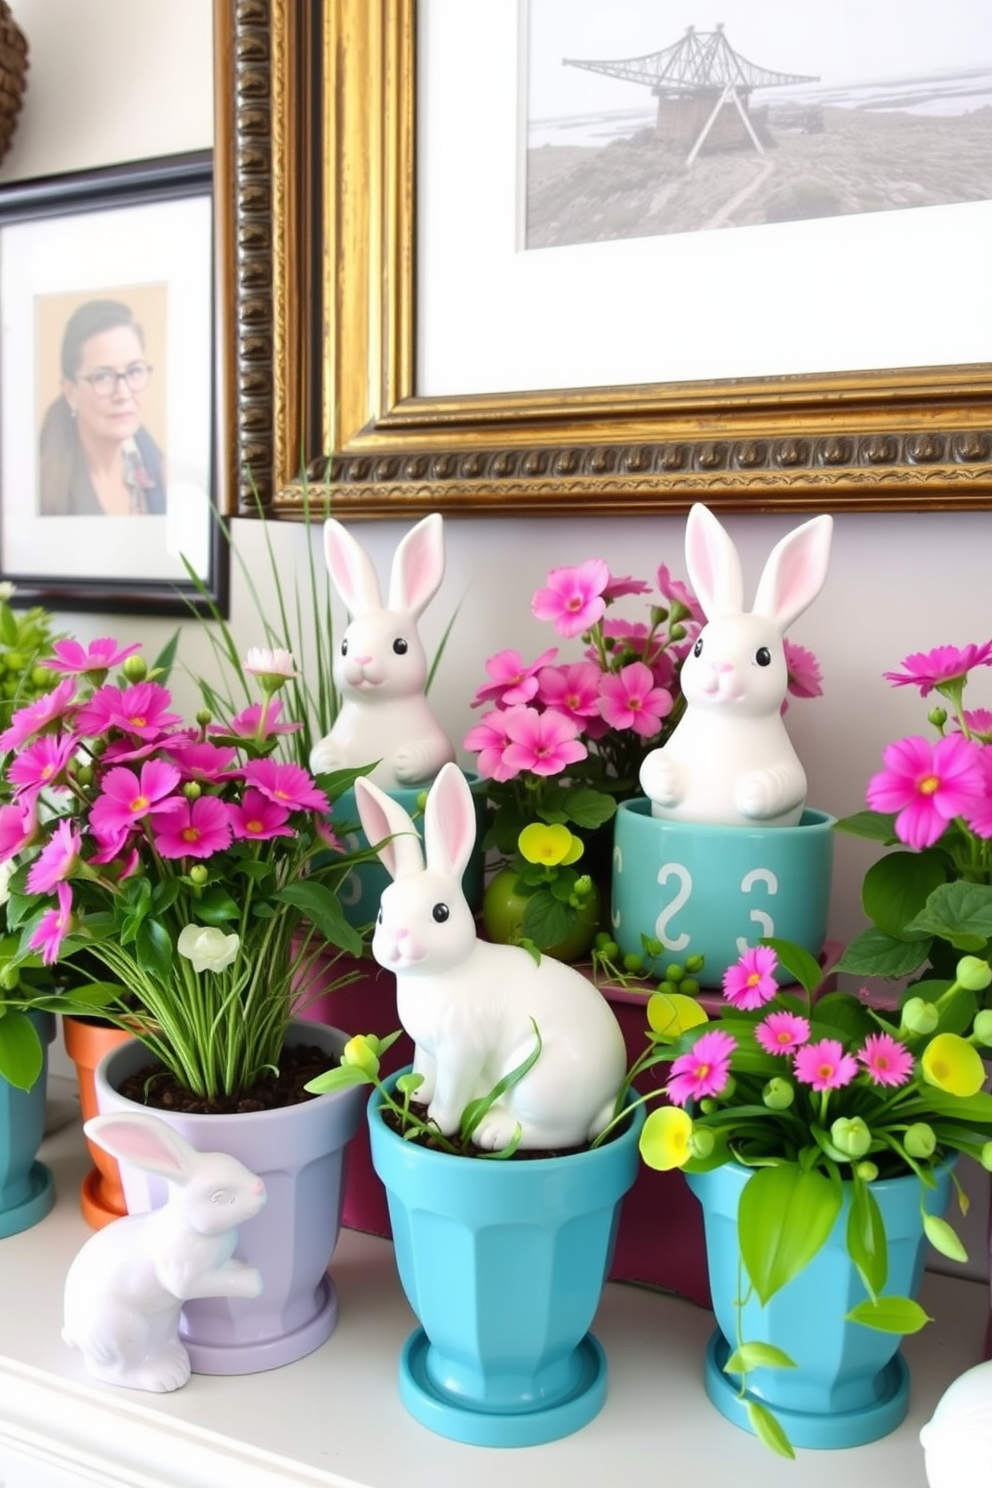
136;918;174;980
745;1401;795;1460
901;1086;992;1123
558;787;616;831
724;1342;797;1375
833;810;900;844
923;1213;968;1263
305;1064;372;1095
274;879;363;956
738;1165;841;1306
833;928;932;979
862;851;949;941
847;1181;887;1297
810;992;878;1043
846;1296;931;1334
0;1010;43;1090
520;889;572;951
192;884;241;926
762;937;822;998
907;881;992;946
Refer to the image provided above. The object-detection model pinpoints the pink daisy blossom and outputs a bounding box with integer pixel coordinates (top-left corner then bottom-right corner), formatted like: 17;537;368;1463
6;734;77;801
755;1011;811;1055
39;637;141;675
964;748;992;838
602;573;651;601
857;1032;914;1088
0;800;39;860
501;707;587;778
214;698;301;743
958;708;992;742
90;760;183;838
657;563;704;622
229;789;295;841
883;642;992;696
242;758;329;813
166;740;239;782
463;710;519;782
243;646;297;680
0;678;77;751
784;640;823;701
75;681;182;740
30;881;73;965
471;648;558;709
152;796;233;859
315;818;344;852
866;733;985;849
531;560;610;639
535;661;603;724
26;819;81;894
666;1029;737;1107
722;945;779;1010
599;662;673;738
794;1038;859;1092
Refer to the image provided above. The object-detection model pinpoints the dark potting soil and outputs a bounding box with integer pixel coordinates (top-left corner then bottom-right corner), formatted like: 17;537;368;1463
382;1099;627;1160
116;1043;332;1116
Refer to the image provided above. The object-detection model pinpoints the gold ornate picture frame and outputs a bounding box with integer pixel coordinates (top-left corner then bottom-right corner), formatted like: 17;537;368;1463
214;0;992;520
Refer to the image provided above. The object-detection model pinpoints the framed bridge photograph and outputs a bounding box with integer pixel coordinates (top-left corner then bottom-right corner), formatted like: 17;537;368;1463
214;0;992;521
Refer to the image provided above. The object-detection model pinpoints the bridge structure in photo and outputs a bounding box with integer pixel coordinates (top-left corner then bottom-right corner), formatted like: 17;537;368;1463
563;24;820;164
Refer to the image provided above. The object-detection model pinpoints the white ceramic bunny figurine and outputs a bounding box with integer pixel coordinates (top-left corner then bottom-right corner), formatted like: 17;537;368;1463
920;1357;992;1488
356;763;627;1149
309;512;456;789
62;1113;267;1393
639;502;833;827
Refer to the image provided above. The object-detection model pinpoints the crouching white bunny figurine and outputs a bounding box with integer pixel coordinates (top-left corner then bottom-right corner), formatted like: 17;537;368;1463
355;761;627;1150
639;502;833;827
63;1113;267;1393
309;512;456;789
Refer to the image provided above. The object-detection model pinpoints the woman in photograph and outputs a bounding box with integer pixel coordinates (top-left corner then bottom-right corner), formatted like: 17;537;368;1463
38;298;166;516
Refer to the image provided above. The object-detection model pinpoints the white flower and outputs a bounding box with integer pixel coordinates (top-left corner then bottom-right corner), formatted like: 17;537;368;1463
0;858;15;907
177;924;240;975
244;647;297;680
0;581;15;602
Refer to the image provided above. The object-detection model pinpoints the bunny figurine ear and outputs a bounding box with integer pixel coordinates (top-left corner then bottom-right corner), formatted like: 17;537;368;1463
324;519;383;618
388;512;446;618
355;776;425;880
84;1113;195;1182
752;513;833;631
684;503;744;620
423;763;477;882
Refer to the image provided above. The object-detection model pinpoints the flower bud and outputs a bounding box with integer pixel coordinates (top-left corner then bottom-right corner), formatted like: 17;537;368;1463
856;1161;879;1183
901;996;939;1036
904;1122;937;1159
196;709;213;729
689;1128;715;1160
122;654;147;683
831;1116;871;1159
685;954;706;975
974;1010;992;1047
664;963;685;983
0;964;20;991
956;955;992;992
189;864;209;886
183;781;202;801
572;873;593;903
342;1035;380;1078
762;1077;795;1110
927;706;948;729
981;1142;992;1173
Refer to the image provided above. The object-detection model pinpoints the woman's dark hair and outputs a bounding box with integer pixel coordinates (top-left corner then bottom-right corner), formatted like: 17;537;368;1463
59;298;145;379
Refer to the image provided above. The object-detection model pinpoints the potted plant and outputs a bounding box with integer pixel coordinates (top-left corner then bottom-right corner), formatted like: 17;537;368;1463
0;637;377;1374
308;763;644;1446
636;937;992;1458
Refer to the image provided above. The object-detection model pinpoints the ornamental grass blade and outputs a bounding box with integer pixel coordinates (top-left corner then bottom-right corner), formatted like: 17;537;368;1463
745;1400;795;1460
738;1165;841;1306
846;1296;931;1334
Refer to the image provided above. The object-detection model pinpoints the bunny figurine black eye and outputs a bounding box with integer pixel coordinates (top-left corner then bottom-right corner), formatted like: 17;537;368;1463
309;513;456;789
639;503;833;828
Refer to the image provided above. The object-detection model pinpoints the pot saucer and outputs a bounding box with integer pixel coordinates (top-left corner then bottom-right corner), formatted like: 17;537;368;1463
0;1161;55;1239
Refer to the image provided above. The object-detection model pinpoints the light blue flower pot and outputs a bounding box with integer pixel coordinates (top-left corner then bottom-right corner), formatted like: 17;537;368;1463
368;1072;644;1447
611;799;834;987
0;1010;55;1238
686;1158;954;1449
332;771;487;931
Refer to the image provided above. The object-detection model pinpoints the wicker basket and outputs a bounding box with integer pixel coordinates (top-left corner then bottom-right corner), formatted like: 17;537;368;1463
0;2;28;165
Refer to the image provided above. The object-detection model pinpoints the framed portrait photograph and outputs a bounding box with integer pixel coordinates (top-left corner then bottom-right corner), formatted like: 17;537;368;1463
0;151;227;615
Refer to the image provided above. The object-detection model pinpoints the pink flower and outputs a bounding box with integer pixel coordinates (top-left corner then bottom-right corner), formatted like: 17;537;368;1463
76;682;182;740
599;662;673;738
6;734;77;801
0;678;77;751
29;881;72;965
964;748;992;838
26;820;81;894
463;710;518;782
151;796;233;859
784;640;823;701
39;638;141;675
535;661;603;724
531;560;610;639
0;801;39;860
866;734;984;849
214;698;301;742
959;708;992;742
90;760;183;838
755;1011;810;1055
501;707;587;778
657;563;703;622
884;642;992;696
229;789;295;841
166;740;238;782
242;758;329;813
471;648;557;709
602;574;651;601
794;1039;858;1091
857;1032;914;1088
722;945;779;1010
666;1029;737;1107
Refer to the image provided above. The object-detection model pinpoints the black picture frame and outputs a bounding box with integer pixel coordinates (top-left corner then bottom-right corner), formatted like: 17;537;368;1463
0;150;227;617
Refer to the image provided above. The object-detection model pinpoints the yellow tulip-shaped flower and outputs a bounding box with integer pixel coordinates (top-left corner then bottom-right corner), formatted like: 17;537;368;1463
517;822;584;867
921;1032;986;1098
639;1106;693;1171
647;991;709;1038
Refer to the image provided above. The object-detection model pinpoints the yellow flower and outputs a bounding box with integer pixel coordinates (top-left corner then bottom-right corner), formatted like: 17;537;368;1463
647;991;709;1038
517;822;583;867
342;1035;380;1078
639;1106;693;1171
921;1033;986;1098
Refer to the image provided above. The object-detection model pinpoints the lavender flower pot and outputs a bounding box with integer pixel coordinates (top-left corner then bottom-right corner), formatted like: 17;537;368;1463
94;1020;363;1375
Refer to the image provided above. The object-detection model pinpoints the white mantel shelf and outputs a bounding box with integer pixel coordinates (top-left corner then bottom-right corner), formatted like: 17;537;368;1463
0;1122;986;1488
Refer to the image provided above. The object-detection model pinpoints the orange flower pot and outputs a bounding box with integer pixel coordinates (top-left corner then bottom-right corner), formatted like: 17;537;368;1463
62;1015;133;1228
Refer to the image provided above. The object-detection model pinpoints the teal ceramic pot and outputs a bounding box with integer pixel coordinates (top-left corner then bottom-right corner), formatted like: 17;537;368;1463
686;1157;955;1449
333;771;487;931
0;1010;55;1238
368;1072;645;1447
611;799;834;987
